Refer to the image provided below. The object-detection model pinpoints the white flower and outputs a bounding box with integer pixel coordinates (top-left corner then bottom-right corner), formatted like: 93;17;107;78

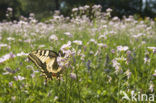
98;43;107;48
73;40;82;45
54;96;59;101
14;75;25;81
0;53;15;63
64;32;73;37
7;7;13;11
147;47;156;50
7;37;15;41
84;5;90;9
106;8;112;12
117;46;129;52
38;44;45;48
132;33;145;38
125;69;131;79
87;39;97;44
0;44;8;48
144;57;150;64
115;57;126;61
49;34;58;41
79;6;84;11
70;73;77;80
72;8;78;12
112;59;123;74
60;41;71;52
98;34;107;39
112;16;119;21
153;70;156;76
147;47;156;53
9;82;13;87
16;52;28;56
149;83;154;92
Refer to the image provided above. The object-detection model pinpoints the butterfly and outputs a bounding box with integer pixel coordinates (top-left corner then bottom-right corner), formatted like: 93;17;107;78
28;50;63;80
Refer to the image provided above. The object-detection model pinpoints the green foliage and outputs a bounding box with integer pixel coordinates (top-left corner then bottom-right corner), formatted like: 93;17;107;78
0;0;156;21
0;9;156;102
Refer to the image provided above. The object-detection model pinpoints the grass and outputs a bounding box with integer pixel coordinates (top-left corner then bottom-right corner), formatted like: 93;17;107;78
0;6;156;103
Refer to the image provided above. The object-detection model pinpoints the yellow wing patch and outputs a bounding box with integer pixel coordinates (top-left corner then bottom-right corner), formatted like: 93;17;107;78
28;50;63;80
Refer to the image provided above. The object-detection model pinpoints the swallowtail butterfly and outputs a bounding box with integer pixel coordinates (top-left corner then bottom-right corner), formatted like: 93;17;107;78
28;50;63;80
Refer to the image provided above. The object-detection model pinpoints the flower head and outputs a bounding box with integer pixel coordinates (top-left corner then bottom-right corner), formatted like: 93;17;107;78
117;46;129;52
73;40;82;45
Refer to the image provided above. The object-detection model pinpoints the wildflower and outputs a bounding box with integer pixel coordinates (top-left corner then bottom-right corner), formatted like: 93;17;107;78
144;57;151;64
24;39;32;43
49;34;58;41
0;52;15;63
86;60;91;70
16;52;28;56
2;71;9;75
11;96;16;101
115;57;126;61
144;52;150;64
77;49;81;56
107;75;112;83
149;82;154;92
102;25;107;28
147;47;156;53
98;34;107;39
72;8;78;12
132;33;145;38
64;32;73;37
98;43;107;48
4;67;19;74
79;6;84;11
29;13;35;17
87;39;97;44
70;73;77;80
9;82;13;87
58;41;75;68
84;5;90;9
54;96;59;101
112;16;119;21
112;59;121;74
125;69;131;79
106;8;112;12
117;46;129;52
109;30;116;34
30;32;36;36
14;75;25;81
31;73;35;78
126;50;133;64
7;37;15;41
38;44;45;48
0;43;8;48
73;40;82;45
60;41;71;52
111;49;115;54
89;51;94;55
153;70;156;77
80;53;85;60
7;7;13;12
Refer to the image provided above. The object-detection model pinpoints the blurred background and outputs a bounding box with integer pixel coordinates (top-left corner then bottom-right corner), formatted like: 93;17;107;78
0;0;156;21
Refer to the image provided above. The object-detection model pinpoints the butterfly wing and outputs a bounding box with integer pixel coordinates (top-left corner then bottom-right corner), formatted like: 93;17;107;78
28;50;62;79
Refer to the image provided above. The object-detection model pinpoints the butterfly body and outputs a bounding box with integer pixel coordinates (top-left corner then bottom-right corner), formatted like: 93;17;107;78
28;50;63;80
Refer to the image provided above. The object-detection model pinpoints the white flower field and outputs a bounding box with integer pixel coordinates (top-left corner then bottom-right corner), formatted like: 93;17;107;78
0;5;156;103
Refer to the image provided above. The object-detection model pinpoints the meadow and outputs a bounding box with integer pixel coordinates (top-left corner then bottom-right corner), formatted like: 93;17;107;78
0;5;156;103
